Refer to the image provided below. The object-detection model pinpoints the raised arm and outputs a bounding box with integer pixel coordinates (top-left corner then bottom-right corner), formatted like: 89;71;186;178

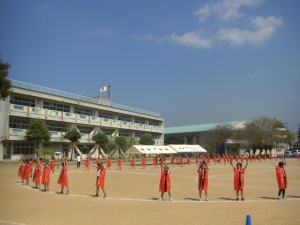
90;162;98;168
230;161;235;169
243;161;248;171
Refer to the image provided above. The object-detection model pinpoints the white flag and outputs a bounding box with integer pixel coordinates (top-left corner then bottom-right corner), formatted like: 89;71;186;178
100;86;107;92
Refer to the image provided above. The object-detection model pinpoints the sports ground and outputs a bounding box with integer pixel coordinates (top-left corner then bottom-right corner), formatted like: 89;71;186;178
0;158;300;225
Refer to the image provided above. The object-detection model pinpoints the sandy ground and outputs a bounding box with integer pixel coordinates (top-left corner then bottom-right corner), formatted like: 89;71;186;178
0;158;300;225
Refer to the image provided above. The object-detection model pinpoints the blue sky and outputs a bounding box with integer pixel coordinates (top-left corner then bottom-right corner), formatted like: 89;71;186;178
1;0;299;132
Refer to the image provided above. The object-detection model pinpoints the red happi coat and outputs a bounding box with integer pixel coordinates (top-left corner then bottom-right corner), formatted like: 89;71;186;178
142;158;146;166
198;168;208;191
29;160;33;174
85;158;90;168
213;156;216;163
179;157;183;165
22;163;31;180
96;167;106;187
131;158;135;166
57;166;68;187
160;158;165;166
153;158;157;166
276;166;288;189
159;171;171;193
18;163;25;178
233;168;245;191
50;159;55;171
106;158;111;168
171;157;175;165
187;157;191;164
33;165;41;184
42;166;51;185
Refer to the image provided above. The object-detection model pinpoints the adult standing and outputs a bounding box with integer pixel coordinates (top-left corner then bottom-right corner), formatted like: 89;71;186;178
77;154;81;168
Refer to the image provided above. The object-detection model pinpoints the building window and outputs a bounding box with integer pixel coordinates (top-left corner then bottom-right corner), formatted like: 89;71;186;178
9;143;35;155
43;143;51;149
47;122;67;132
9;118;30;129
119;130;131;137
74;107;93;116
77;126;94;134
10;95;35;107
98;111;114;119
43;101;70;112
119;115;130;122
101;129;114;136
77;145;93;154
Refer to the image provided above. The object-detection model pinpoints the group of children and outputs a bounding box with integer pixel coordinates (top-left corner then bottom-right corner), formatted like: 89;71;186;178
158;157;289;202
18;154;289;202
18;157;69;194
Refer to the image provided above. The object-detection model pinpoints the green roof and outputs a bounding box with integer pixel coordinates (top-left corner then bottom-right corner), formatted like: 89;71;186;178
165;121;246;134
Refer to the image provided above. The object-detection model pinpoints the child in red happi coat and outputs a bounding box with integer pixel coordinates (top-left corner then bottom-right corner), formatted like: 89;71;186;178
230;161;248;201
197;162;209;201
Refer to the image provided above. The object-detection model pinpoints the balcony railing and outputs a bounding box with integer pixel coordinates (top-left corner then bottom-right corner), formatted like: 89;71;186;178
9;104;163;132
11;79;160;117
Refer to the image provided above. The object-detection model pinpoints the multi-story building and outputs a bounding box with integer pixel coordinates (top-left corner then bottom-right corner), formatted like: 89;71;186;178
0;80;164;160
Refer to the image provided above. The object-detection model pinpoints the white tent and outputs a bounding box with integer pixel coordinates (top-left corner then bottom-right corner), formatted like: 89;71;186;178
169;145;207;153
127;145;177;155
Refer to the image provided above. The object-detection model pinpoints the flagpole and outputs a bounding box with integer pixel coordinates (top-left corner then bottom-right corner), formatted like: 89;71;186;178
107;84;112;101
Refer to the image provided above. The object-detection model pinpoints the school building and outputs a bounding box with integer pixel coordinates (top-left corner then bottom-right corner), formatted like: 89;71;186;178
165;121;289;156
0;80;164;160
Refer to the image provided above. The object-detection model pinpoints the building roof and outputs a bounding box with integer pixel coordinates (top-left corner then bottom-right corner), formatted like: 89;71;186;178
164;121;247;134
11;79;161;118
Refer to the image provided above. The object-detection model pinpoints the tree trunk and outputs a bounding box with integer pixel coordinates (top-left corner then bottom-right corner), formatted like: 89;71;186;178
70;143;74;161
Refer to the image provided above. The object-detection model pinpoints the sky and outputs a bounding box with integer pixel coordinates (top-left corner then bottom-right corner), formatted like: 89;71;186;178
0;0;299;133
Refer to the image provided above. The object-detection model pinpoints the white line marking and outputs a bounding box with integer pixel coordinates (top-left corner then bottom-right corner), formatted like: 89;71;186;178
0;220;27;225
17;183;300;203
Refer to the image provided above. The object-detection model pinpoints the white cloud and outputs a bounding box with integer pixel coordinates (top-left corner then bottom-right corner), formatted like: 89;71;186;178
133;34;166;44
218;16;283;45
134;0;282;48
168;31;213;48
195;0;263;22
134;32;212;48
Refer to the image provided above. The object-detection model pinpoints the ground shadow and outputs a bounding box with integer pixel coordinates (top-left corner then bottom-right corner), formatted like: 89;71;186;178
260;197;279;200
149;198;159;201
287;195;300;199
184;198;199;201
219;197;236;201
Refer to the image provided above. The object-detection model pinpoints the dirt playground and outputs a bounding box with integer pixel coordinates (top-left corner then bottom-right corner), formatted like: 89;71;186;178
0;158;300;225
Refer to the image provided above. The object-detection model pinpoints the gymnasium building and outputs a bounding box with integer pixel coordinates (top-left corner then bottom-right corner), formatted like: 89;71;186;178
165;121;289;156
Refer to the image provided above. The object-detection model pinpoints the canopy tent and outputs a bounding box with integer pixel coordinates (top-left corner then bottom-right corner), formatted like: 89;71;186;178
169;145;207;153
127;145;177;155
127;145;206;155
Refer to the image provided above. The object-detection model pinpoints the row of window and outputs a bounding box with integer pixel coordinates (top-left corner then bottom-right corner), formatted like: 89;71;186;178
44;101;70;112
9;118;160;138
10;95;161;126
6;143;35;155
